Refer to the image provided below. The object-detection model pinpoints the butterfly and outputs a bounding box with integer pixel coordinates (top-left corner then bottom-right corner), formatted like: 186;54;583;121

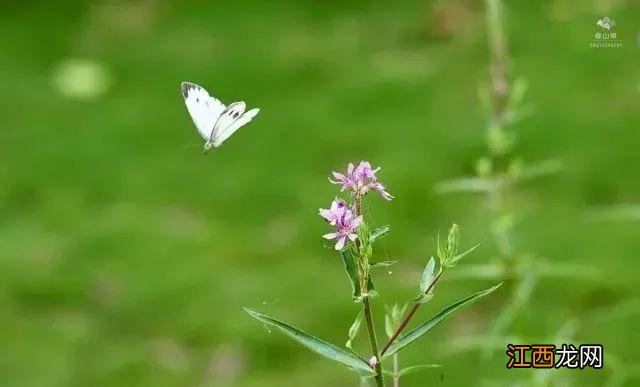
180;82;260;154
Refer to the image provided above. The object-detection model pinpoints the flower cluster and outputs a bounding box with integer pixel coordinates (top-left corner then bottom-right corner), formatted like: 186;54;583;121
319;198;362;250
330;161;393;201
320;161;391;250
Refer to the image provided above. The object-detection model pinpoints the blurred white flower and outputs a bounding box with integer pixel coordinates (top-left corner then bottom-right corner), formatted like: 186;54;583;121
51;58;111;100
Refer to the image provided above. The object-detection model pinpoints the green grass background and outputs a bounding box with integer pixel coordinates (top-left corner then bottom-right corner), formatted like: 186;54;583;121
1;1;638;386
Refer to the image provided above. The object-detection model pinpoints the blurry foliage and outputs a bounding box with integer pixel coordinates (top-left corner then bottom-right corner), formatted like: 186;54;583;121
0;1;638;386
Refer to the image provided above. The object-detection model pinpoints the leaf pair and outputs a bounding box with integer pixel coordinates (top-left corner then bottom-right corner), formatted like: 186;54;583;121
436;224;482;268
245;283;502;375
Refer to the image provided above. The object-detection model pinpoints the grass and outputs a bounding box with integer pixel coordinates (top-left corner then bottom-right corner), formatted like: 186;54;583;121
0;1;639;386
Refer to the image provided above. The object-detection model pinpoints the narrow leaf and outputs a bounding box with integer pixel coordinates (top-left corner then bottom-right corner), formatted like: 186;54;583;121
245;308;374;375
398;364;443;377
384;313;394;338
436;231;445;260
447;243;482;267
383;283;502;358
433;176;494;194
340;249;360;300
419;257;436;294
370;225;390;241
371;260;398;268
381;364;441;377
519;158;563;181
446;224;460;257
346;309;364;349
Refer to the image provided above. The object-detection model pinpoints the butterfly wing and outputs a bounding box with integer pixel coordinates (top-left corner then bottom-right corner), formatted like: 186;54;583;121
181;82;226;140
211;104;260;147
212;101;246;137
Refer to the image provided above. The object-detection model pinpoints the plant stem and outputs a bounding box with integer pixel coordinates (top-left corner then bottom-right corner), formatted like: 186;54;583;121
392;353;400;387
381;270;443;356
362;295;384;387
485;0;510;126
353;192;383;385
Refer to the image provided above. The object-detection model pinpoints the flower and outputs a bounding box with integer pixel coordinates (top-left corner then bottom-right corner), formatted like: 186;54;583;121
330;161;393;200
318;198;347;225
319;199;363;250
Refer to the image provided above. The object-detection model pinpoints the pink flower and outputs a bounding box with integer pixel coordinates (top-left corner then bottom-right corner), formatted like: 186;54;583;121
330;163;356;192
372;181;393;201
318;198;347;226
319;199;363;250
330;161;393;201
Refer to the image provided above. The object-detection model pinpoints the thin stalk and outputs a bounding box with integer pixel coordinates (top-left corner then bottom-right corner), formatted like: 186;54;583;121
485;0;514;270
482;0;535;359
363;296;384;387
485;0;510;126
381;270;444;356
354;193;362;217
392;353;400;387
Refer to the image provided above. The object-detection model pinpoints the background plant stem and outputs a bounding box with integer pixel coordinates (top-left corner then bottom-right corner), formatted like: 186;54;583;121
392;353;399;387
485;0;510;125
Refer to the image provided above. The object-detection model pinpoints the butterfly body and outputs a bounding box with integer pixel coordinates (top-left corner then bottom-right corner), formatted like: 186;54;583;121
181;82;260;153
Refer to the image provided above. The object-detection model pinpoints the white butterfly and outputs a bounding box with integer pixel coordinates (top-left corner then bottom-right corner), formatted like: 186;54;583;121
181;82;260;153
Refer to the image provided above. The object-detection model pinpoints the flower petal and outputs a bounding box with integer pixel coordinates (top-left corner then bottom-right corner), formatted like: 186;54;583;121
335;236;346;250
319;209;333;221
332;172;346;181
322;233;337;240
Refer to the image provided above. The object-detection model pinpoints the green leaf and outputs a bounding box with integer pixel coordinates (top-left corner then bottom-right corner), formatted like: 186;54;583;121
383;283;502;358
340;249;361;300
381;364;441;377
398;364;443;377
447;243;482;267
433;176;494;194
436;231;445;260
245;308;374;375
519;158;563;181
446;223;460;257
384;304;408;338
346;309;364;349
371;260;398;268
419;257;437;294
384;313;394;338
507;77;528;111
370;225;390;241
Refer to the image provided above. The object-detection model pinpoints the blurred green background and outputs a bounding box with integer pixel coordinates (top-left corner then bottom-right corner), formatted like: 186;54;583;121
1;1;638;386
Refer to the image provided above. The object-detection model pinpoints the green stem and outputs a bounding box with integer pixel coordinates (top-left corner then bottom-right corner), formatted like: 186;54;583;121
392;353;400;387
485;0;510;125
362;296;384;387
353;192;383;385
